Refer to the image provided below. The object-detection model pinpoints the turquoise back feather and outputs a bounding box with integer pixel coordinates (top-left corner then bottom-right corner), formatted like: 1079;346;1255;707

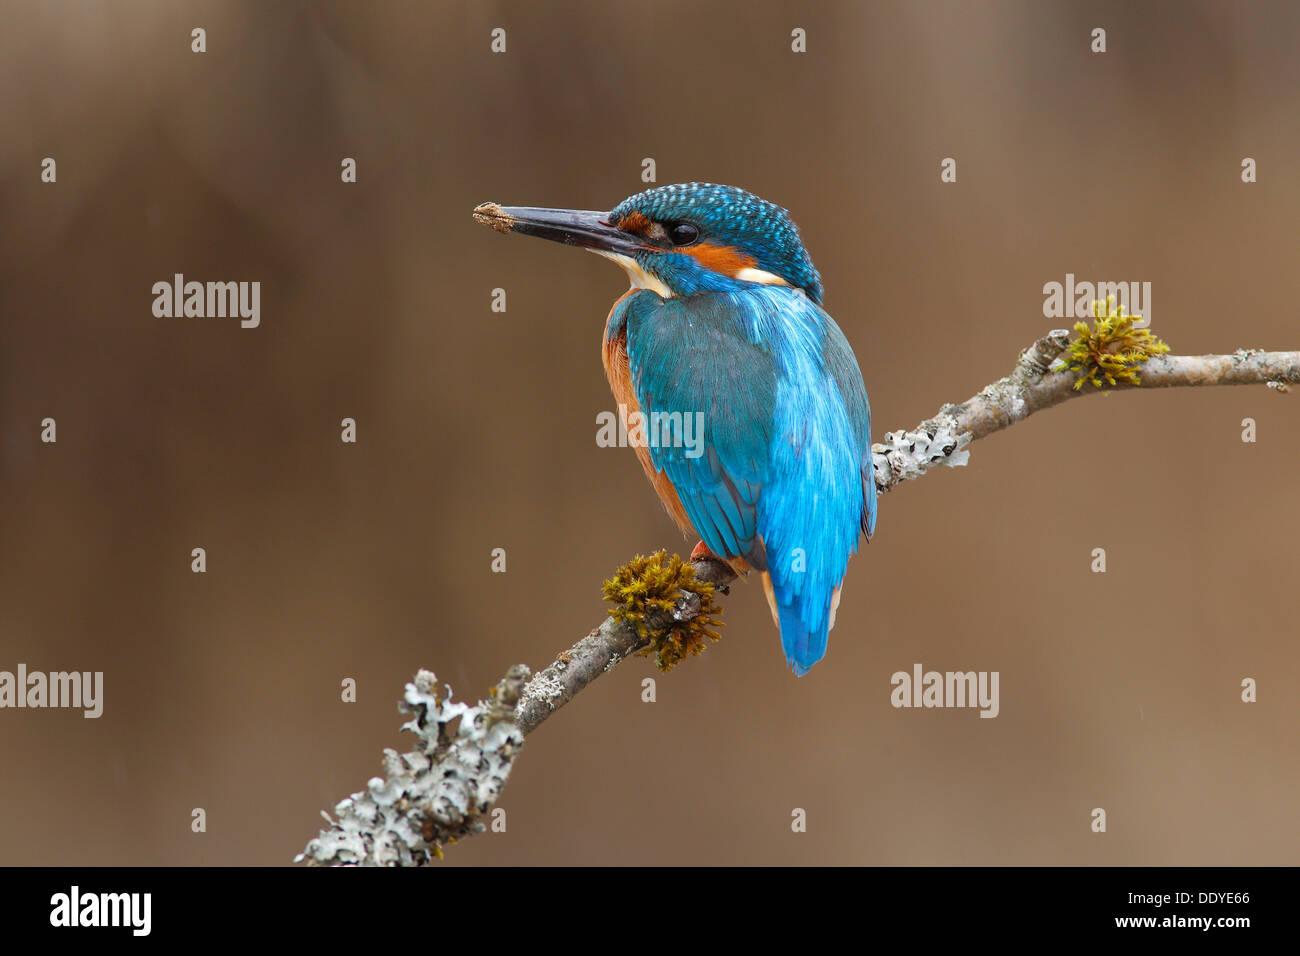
610;286;874;674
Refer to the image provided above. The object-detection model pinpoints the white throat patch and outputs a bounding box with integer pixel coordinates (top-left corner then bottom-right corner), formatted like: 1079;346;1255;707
590;250;676;298
734;266;790;286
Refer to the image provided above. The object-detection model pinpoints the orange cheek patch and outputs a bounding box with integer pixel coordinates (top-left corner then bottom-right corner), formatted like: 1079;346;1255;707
683;242;758;278
616;211;652;233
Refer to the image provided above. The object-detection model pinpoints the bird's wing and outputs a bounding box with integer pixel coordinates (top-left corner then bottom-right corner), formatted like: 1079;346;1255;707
620;291;776;569
754;296;873;672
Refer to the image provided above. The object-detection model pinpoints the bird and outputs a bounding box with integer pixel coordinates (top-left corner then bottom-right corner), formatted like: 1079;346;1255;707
474;183;876;675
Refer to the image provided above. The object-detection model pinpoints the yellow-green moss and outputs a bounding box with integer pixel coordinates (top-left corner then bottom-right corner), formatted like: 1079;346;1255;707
603;551;723;671
1061;296;1170;390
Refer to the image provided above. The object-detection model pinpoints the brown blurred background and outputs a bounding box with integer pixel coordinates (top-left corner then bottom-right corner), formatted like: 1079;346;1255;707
1;0;1296;866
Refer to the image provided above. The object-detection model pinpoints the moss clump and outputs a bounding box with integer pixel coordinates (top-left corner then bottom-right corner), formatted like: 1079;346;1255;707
1061;295;1170;390
603;551;723;671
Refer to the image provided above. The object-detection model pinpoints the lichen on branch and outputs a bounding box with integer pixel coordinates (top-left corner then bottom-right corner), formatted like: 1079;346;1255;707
297;667;527;866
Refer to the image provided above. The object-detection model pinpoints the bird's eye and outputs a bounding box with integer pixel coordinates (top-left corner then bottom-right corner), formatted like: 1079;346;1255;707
668;222;700;246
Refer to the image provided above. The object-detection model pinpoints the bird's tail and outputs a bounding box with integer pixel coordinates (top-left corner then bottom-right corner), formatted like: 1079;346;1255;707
762;572;842;676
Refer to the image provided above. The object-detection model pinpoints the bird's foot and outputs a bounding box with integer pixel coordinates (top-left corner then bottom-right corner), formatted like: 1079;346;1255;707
687;541;737;594
690;540;718;562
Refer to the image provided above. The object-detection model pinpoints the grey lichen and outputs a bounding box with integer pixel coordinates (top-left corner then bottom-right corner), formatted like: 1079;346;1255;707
520;668;565;714
870;329;1074;493
296;666;527;866
872;417;972;491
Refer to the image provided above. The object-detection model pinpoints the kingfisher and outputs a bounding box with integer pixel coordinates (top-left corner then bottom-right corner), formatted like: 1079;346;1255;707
474;183;876;675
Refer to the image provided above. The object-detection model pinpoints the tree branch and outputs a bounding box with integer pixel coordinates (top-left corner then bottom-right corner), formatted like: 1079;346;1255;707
297;334;1298;865
873;334;1299;492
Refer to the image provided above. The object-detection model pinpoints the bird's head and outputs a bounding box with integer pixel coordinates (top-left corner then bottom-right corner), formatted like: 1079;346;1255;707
474;182;823;304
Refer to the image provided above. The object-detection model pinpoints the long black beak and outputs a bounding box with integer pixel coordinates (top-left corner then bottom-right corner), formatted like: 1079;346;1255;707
473;202;645;256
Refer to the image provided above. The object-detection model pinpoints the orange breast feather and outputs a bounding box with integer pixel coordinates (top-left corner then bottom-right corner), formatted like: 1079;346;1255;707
602;314;755;576
602;322;695;537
